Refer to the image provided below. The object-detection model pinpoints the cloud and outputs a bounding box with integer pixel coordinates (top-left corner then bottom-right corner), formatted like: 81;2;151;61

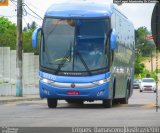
118;3;155;30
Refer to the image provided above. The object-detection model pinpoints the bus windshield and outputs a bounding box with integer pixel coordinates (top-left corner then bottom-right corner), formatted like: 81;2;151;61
41;18;110;74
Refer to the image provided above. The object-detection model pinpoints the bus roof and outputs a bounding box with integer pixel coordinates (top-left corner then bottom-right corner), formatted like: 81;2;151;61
45;1;114;18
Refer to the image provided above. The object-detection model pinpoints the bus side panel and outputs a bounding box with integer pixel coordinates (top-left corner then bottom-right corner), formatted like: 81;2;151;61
110;10;135;99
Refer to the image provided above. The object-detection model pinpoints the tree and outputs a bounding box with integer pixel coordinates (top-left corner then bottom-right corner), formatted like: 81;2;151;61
23;21;39;54
23;21;37;31
0;18;38;54
134;57;145;75
135;27;155;57
134;26;157;78
0;17;16;49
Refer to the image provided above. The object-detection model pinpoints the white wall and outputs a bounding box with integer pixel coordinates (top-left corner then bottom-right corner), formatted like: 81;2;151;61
0;47;39;95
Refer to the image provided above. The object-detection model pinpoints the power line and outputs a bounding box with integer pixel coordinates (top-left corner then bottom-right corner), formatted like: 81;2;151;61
10;0;43;20
23;3;43;20
10;0;17;6
22;6;27;16
26;1;45;13
26;12;43;20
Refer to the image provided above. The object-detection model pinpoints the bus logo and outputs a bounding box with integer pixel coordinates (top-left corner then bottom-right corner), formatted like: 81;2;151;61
71;83;75;88
0;0;8;6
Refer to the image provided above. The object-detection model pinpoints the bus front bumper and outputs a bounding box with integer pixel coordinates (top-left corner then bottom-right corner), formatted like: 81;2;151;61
39;81;110;100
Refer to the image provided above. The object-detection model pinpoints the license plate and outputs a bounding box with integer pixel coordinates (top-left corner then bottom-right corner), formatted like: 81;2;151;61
144;88;152;91
67;91;79;95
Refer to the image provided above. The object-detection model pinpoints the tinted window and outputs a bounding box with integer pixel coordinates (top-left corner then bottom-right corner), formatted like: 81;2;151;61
142;79;155;82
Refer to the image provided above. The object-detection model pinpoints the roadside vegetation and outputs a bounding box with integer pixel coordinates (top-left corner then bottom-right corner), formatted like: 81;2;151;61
135;26;160;80
0;17;38;54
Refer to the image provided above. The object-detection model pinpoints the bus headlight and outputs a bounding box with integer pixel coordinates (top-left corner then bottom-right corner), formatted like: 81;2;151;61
40;78;53;84
93;77;110;85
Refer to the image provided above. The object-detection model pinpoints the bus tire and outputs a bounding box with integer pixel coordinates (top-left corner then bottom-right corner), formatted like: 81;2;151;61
120;96;128;104
113;99;120;105
112;78;116;99
102;99;112;108
120;81;130;104
47;98;57;108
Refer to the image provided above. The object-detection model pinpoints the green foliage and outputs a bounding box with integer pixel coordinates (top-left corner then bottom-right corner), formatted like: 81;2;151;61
155;69;160;73
135;27;156;57
134;26;158;80
134;68;157;81
134;57;159;80
142;69;157;80
23;29;39;54
135;27;149;44
134;57;145;75
0;17;16;34
23;21;39;54
0;17;16;49
0;17;39;54
23;21;37;32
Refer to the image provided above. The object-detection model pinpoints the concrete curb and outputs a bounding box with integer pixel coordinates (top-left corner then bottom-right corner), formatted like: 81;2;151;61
0;96;41;104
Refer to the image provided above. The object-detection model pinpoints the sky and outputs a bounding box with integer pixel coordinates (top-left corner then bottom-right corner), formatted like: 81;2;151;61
0;0;155;31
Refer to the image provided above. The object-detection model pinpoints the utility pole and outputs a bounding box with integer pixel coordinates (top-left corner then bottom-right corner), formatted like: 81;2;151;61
16;0;23;97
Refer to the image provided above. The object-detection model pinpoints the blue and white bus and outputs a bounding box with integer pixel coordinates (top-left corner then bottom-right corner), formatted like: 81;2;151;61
32;1;135;108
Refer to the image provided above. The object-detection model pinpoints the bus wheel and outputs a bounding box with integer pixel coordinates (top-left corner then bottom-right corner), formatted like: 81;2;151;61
47;98;57;108
121;91;130;104
120;96;128;104
120;81;130;104
102;99;112;108
113;99;120;105
120;88;129;104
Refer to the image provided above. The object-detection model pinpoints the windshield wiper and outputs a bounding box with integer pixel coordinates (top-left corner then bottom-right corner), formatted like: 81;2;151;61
55;43;92;76
76;50;92;76
55;43;72;75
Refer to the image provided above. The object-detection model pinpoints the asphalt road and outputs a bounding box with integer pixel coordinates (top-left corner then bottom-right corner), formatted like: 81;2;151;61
0;89;160;127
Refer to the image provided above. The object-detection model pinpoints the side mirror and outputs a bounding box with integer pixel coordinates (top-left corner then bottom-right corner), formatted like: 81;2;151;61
32;27;42;48
110;29;117;50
